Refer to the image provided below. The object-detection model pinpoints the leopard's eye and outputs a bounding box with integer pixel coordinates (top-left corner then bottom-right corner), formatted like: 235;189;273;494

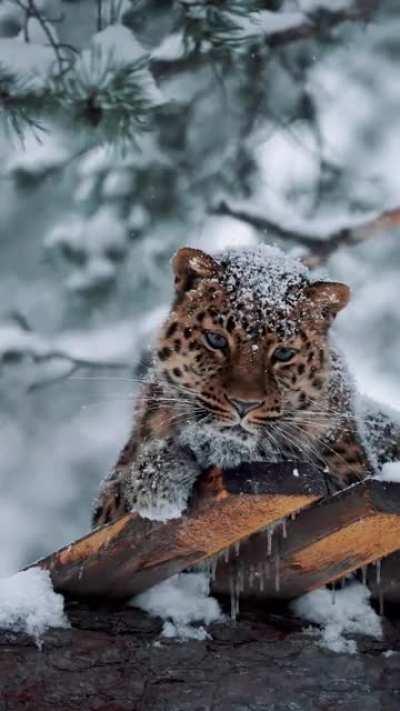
204;331;228;350
273;347;298;363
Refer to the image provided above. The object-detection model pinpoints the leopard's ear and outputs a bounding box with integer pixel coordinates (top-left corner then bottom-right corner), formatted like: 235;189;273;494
304;281;351;321
172;248;219;294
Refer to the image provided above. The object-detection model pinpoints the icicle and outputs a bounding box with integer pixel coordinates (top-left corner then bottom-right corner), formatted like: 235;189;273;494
224;547;230;564
229;575;237;622
229;568;242;621
274;552;280;592
361;565;367;586
234;540;240;557
257;562;265;592
78;563;84;581
267;527;273;556
331;583;336;605
290;511;297;521
238;565;245;593
249;565;254;590
281;518;287;539
379;590;385;617
375;559;381;585
340;576;346;590
210;556;218;581
259;571;264;592
235;574;241;618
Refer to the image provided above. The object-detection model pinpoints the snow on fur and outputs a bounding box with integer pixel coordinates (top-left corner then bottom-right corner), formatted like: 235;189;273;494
131;572;222;641
291;582;382;655
215;245;310;337
179;421;279;470
0;568;69;643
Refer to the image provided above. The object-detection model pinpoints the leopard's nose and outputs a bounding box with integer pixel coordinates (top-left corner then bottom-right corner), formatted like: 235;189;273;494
229;398;264;418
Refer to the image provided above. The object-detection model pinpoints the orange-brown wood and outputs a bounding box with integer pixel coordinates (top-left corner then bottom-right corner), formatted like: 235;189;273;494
211;479;400;600
30;463;326;599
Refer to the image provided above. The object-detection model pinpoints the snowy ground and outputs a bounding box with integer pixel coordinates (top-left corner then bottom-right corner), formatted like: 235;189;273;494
0;568;68;644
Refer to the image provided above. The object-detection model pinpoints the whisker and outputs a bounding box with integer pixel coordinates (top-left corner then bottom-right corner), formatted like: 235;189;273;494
69;376;152;384
282;420;355;473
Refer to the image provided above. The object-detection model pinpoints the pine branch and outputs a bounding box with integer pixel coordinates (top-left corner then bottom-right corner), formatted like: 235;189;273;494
0;47;165;144
0;0;380;143
211;200;400;266
151;0;381;79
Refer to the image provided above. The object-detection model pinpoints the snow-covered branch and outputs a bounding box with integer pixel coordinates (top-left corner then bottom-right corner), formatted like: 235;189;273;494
0;8;165;142
0;0;380;142
0;315;131;392
151;0;380;79
212;201;400;266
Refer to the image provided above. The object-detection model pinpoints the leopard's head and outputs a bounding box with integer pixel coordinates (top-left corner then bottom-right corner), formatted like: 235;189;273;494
156;245;350;449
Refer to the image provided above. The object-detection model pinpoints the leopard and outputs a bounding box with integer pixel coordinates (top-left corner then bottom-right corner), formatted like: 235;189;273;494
92;244;400;527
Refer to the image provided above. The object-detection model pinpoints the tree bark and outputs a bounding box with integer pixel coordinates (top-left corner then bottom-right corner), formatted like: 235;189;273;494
1;600;400;711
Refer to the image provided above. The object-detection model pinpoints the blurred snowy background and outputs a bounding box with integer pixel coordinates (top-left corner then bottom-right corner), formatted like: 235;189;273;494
0;0;399;575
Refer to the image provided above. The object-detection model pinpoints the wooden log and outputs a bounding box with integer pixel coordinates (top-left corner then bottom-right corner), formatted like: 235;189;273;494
211;479;400;601
30;463;326;600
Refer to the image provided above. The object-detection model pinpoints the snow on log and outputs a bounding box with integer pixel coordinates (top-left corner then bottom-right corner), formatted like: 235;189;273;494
212;479;400;601
28;463;327;600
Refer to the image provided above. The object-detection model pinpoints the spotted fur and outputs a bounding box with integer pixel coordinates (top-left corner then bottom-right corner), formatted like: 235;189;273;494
92;246;400;526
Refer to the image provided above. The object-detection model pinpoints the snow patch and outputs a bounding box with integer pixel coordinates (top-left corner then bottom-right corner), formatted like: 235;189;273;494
131;572;222;641
224;10;307;40
297;0;349;11
291;582;382;655
6;130;69;178
374;461;400;483
152;32;186;62
0;568;69;644
256;10;307;35
0;38;54;84
135;501;184;522
91;25;147;66
196;215;258;254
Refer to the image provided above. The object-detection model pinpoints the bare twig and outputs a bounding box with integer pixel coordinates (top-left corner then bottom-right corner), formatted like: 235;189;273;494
14;0;67;75
212;200;400;266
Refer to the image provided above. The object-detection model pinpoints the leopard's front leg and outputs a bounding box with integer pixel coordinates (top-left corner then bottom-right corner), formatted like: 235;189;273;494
92;438;201;527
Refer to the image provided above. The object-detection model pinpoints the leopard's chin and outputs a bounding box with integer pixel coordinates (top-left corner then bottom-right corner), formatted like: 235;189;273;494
219;421;258;437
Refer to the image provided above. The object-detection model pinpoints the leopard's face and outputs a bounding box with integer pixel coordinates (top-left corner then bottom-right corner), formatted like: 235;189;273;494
156;247;350;449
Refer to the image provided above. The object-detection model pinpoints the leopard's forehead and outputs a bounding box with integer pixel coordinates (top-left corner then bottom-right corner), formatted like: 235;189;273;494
213;245;310;338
